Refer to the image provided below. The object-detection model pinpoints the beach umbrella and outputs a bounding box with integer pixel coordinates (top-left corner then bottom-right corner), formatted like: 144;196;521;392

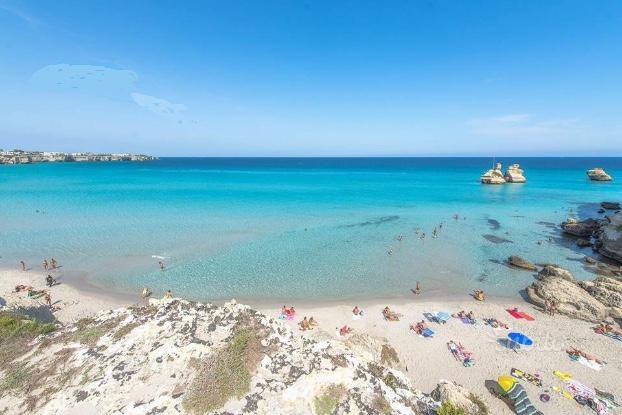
508;332;534;347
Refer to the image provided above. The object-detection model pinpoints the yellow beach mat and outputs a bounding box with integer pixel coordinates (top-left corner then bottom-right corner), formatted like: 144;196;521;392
498;375;516;393
553;370;572;381
553;386;573;400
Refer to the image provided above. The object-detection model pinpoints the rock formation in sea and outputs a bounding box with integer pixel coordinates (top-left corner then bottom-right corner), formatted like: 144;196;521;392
507;255;537;271
503;164;526;183
0;299;484;415
586;167;612;181
479;162;506;184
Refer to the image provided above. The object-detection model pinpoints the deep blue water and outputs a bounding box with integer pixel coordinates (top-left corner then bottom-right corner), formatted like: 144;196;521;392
1;157;621;302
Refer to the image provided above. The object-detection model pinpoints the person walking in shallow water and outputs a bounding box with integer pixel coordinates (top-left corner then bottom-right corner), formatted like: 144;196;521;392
158;261;165;271
50;258;57;269
43;259;48;271
20;261;26;271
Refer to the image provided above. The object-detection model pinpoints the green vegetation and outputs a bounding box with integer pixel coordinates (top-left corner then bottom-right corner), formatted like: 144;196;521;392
468;393;490;415
0;364;32;394
113;321;141;340
0;311;55;366
182;324;263;413
313;384;346;415
437;401;466;415
616;224;622;232
383;372;398;390
371;394;391;414
70;317;122;346
0;311;55;340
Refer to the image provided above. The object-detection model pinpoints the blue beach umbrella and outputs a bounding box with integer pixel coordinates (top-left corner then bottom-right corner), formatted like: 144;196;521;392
508;332;534;348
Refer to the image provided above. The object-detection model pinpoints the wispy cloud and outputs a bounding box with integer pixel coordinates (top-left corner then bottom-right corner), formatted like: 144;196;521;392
131;93;187;123
0;2;41;26
31;64;188;123
467;114;578;137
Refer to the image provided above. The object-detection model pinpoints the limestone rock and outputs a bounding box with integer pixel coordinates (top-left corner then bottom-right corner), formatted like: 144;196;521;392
431;381;487;415
508;255;537;271
601;201;621;210
595;213;622;264
561;218;600;238
0;299;440;415
537;264;575;282
580;277;622;319
576;238;592;247
527;276;609;322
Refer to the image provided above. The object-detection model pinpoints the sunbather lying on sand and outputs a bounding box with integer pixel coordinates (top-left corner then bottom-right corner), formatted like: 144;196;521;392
484;318;508;329
309;317;318;327
298;317;310;331
453;310;475;321
339;325;352;336
410;320;428;335
566;347;606;365
14;284;33;293
352;306;363;316
594;323;622;336
473;289;485;301
382;306;399;321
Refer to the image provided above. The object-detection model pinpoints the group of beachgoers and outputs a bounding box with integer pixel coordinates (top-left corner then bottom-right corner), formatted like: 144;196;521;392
141;287;173;300
14;259;61;310
387;216;464;255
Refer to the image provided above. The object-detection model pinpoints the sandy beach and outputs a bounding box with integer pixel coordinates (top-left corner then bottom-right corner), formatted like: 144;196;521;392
2;266;620;414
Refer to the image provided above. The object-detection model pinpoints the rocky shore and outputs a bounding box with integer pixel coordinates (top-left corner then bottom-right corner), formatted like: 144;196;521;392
0;149;156;164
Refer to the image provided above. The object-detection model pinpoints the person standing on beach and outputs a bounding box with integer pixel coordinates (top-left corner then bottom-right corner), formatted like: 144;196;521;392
44;292;52;308
43;259;48;271
20;261;26;271
50;258;57;269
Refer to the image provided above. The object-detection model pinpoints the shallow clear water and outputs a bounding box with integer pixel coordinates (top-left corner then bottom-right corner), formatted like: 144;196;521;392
1;157;621;302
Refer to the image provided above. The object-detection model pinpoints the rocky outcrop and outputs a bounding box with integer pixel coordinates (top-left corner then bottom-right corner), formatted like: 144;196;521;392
431;381;488;415
579;277;622;319
561;218;601;238
527;276;609;322
537;264;575;282
576;238;592;247
595;213;622;264
0;299;441;415
601;201;621;210
508;256;537;271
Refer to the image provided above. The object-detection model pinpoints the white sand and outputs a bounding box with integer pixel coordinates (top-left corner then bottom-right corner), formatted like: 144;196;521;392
258;298;622;415
1;267;621;414
0;268;133;324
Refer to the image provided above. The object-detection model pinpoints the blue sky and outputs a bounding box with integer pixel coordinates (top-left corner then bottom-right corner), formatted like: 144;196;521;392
1;1;621;156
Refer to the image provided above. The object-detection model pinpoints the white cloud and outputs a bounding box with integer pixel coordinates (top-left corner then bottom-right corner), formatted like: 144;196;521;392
131;93;187;123
467;114;578;137
0;3;41;26
31;64;189;123
32;64;138;95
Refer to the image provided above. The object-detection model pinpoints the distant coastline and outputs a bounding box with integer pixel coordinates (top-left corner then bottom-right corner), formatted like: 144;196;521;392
0;149;156;164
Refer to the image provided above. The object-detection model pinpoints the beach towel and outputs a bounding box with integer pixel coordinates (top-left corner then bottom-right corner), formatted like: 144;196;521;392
421;327;434;338
570;355;604;371
565;379;608;415
507;309;523;319
553;370;572;381
596;389;621;409
423;312;436;323
278;313;295;321
460;317;476;325
436;311;451;323
519;311;535;321
511;368;542;387
505;382;540;415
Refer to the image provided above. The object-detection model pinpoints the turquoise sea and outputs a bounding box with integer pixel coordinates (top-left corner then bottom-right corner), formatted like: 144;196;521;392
1;158;621;302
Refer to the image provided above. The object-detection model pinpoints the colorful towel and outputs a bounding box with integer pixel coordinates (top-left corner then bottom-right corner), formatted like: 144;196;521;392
507;308;523;319
421;327;434;338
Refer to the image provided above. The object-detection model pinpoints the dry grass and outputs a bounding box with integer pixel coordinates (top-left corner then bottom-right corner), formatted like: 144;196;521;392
182;320;264;414
371;394;391;414
379;344;399;367
313;384;346;415
113;321;141;340
70;316;123;347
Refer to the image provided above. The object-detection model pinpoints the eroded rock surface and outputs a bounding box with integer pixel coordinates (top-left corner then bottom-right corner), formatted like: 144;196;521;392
0;299;440;415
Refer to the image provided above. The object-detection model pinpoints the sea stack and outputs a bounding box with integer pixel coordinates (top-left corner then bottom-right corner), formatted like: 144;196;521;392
587;167;612;181
480;162;506;184
504;164;527;183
